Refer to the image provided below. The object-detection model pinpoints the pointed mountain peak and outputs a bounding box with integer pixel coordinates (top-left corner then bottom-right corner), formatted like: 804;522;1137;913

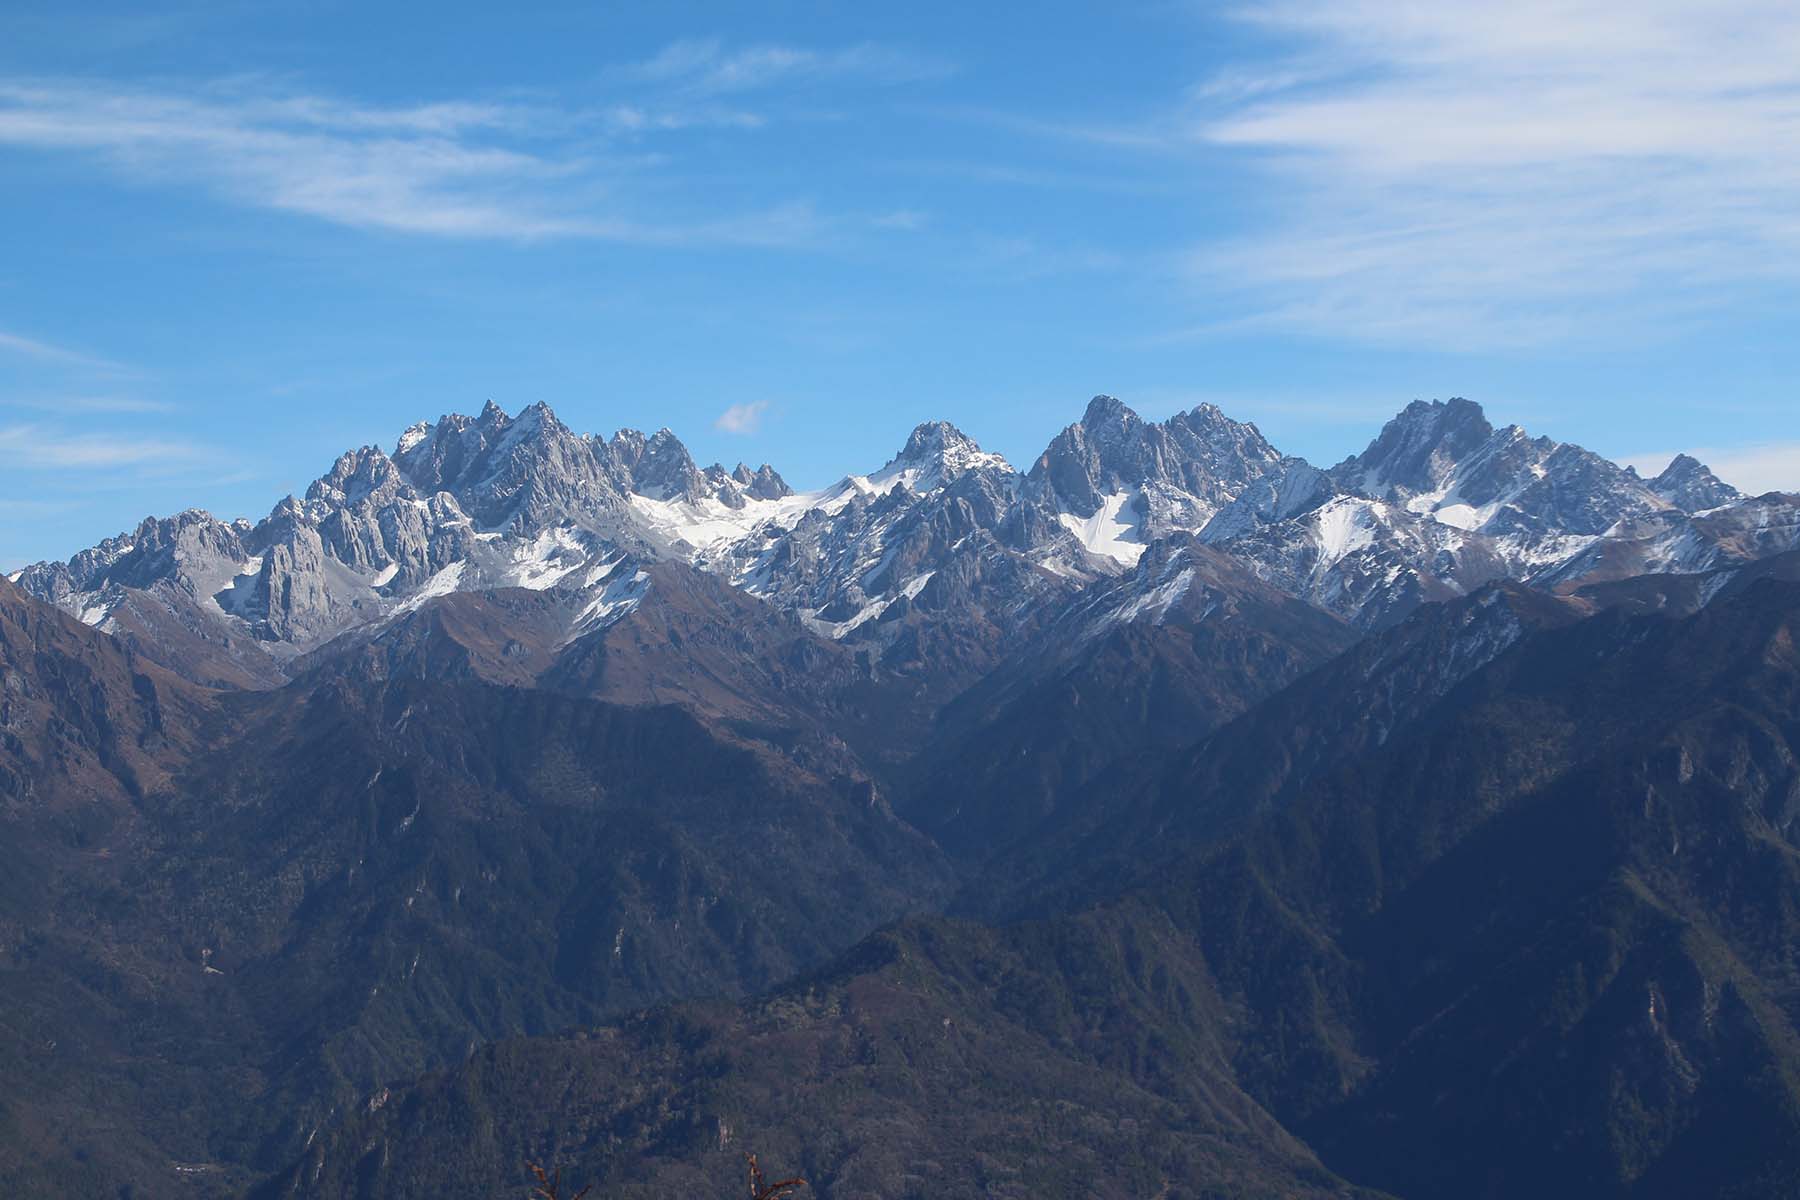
1398;396;1492;437
305;444;406;507
1081;394;1141;434
1650;452;1742;512
614;426;704;501
395;402;535;481
897;420;981;463
871;421;1009;492
741;463;792;500
1027;393;1286;532
1164;401;1278;451
480;402;578;457
514;399;567;430
894;421;1008;474
1341;396;1497;495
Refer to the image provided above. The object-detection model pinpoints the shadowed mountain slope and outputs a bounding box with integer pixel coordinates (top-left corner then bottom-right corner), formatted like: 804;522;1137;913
8;393;1800;1199
0;580;952;1198
273;577;1800;1200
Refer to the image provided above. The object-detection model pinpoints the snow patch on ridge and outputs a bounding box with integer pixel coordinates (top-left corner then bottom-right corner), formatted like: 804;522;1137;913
1315;498;1377;565
1111;566;1196;626
630;489;829;559
394;561;466;615
501;526;591;591
77;597;115;627
570;567;649;638
211;557;265;618
803;571;935;640
1057;492;1146;565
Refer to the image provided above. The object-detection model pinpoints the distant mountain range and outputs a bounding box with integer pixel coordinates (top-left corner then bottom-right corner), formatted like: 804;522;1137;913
4;394;1800;1199
14;394;1796;689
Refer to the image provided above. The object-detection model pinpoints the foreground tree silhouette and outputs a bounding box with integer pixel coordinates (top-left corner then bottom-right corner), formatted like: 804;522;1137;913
744;1152;806;1200
525;1162;590;1200
521;1152;806;1199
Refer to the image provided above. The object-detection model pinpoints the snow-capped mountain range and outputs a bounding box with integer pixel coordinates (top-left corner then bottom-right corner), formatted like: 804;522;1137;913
13;393;1798;687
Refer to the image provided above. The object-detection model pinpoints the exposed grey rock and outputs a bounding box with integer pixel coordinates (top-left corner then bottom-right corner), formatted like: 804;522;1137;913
1648;453;1742;512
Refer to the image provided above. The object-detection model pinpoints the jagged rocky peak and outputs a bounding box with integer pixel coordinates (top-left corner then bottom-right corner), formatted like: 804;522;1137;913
698;462;792;508
394;400;583;490
391;398;512;490
305;445;411;509
1029;395;1286;526
385;400;632;533
1078;393;1138;442
97;508;247;584
13;508;248;605
1649;453;1742;512
731;462;792;501
1332;396;1674;550
1339;397;1496;496
612;426;706;501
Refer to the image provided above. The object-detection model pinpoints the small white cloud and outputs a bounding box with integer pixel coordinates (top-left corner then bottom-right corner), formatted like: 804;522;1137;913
1621;443;1800;496
713;400;770;435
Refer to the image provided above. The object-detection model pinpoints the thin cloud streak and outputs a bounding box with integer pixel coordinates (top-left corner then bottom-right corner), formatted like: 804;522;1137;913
617;38;952;96
3;395;176;414
0;327;128;371
0;423;212;470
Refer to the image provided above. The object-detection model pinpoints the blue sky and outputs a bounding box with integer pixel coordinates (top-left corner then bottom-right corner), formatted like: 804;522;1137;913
3;0;1798;569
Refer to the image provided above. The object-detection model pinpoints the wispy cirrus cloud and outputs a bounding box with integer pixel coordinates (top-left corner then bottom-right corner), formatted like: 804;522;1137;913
0;36;946;250
713;400;770;435
0;327;129;371
0;498;79;516
2;395;174;414
0;422;212;470
870;209;928;232
0;74;871;244
618;38;951;96
1181;0;1800;348
0;80;592;238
